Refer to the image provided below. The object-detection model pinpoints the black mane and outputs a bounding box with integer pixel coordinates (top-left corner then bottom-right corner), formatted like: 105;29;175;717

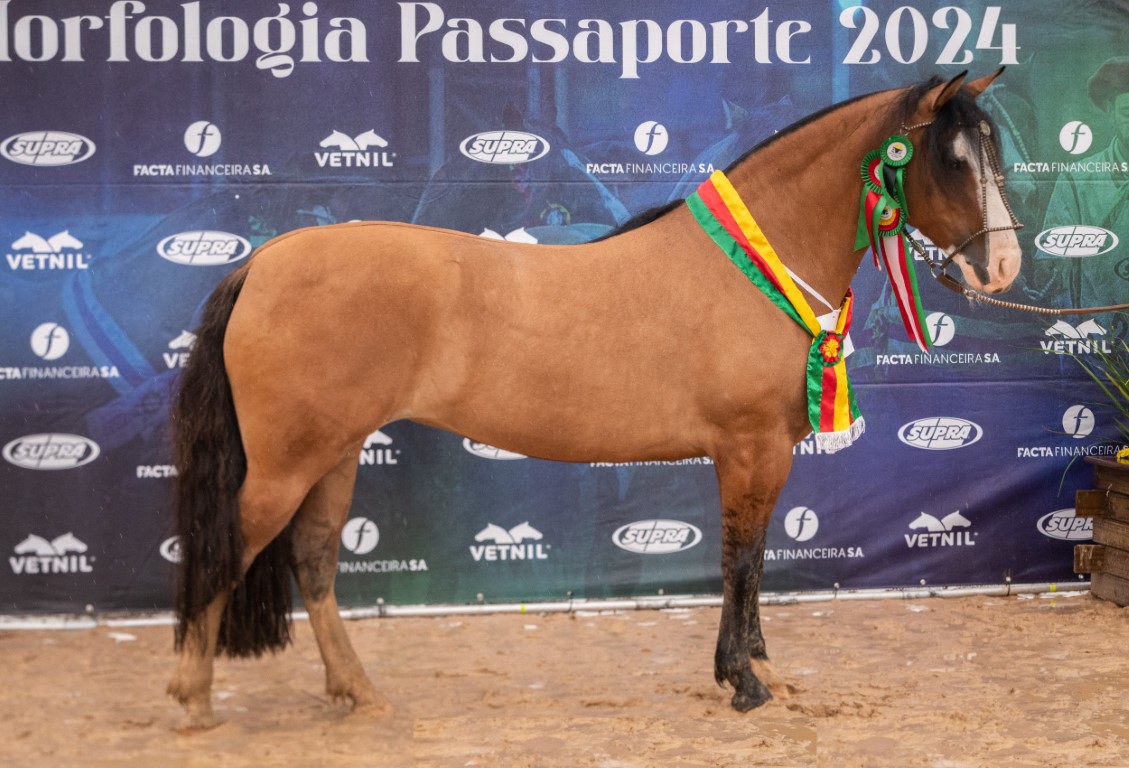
892;76;999;199
593;76;996;241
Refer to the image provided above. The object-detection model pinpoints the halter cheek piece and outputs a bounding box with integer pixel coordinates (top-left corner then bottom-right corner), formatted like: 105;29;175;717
899;119;1022;286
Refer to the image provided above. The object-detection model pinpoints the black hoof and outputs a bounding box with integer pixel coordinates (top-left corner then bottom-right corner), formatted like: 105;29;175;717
731;682;773;712
716;662;774;712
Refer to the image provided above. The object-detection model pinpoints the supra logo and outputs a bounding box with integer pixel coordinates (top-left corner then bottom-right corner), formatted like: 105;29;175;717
159;536;182;563
1035;226;1118;257
10;532;94;574
30;322;70;361
315;129;395;169
1;131;95;166
905;510;975;548
3;433;100;470
460;130;549;164
1062;405;1096;439
924;312;955;347
1037;508;1092;541
470;522;549;561
479;227;537;244
633;121;669;156
462;438;526;460
898;417;983;450
341;517;380;555
157;231;251;266
783;507;818;542
1059;121;1094;156
612;519;702;554
184;121;221;158
7;230;92;271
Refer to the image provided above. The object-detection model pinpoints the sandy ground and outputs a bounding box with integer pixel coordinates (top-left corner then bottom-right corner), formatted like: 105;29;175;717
0;592;1127;767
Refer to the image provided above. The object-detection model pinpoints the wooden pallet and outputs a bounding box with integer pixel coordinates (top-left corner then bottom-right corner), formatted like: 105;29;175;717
1074;457;1129;606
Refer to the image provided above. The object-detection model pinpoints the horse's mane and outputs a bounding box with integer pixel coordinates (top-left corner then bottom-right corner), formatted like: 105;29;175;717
595;76;995;241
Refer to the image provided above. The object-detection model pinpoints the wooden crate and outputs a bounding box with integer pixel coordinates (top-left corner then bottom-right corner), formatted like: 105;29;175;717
1074;457;1129;606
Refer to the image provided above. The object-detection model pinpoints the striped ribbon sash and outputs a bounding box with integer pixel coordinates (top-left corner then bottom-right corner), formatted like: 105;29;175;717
687;170;864;453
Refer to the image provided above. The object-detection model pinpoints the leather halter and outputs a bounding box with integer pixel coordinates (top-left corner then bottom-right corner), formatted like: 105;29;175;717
903;120;1129;316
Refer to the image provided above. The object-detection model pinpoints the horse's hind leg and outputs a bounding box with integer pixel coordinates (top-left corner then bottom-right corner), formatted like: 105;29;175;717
168;469;312;730
167;591;229;730
291;447;389;714
713;441;793;712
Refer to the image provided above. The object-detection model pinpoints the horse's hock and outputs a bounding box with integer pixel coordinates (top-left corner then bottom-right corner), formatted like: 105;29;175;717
1075;458;1129;606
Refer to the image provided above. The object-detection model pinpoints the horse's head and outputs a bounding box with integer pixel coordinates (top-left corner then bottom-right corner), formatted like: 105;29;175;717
898;70;1022;294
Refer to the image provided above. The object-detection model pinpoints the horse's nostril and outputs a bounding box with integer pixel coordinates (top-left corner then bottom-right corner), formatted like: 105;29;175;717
972;261;990;287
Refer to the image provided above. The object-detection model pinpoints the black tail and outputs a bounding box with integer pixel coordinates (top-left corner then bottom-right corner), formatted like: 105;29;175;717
172;264;295;657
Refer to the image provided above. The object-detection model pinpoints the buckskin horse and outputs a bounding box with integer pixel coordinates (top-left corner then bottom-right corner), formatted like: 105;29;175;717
167;70;1022;728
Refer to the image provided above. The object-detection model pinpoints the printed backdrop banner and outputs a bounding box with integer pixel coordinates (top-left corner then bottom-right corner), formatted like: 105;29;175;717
1;1;1126;613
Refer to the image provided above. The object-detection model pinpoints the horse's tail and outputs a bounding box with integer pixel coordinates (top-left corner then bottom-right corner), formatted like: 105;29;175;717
172;263;294;657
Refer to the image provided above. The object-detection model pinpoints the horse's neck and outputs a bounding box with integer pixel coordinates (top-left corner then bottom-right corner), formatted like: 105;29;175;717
723;90;902;307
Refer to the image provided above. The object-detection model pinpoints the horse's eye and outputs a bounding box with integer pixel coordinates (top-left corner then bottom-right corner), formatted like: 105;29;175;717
948;158;967;171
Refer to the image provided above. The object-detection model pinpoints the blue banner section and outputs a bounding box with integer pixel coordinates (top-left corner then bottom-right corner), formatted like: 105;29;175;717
1;1;1126;612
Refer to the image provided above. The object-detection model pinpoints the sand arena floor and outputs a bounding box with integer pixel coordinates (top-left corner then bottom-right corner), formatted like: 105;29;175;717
0;591;1127;767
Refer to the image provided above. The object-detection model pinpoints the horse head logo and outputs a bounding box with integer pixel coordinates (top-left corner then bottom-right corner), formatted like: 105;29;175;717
12;232;53;253
352;130;388;150
14;532;87;555
14;534;55;556
473;522;543;544
319;130;388;152
12;231;83;253
319;130;358;151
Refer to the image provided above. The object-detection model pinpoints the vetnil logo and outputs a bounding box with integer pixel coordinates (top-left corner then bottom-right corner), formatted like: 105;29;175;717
905;511;975;548
7;230;92;271
470;522;548;561
11;532;94;574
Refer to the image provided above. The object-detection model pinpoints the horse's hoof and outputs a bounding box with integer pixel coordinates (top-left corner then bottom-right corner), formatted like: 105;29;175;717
730;680;773;712
328;681;393;716
175;707;221;733
353;696;394;717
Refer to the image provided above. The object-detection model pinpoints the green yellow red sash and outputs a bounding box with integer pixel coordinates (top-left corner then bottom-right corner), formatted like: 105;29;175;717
687;170;864;452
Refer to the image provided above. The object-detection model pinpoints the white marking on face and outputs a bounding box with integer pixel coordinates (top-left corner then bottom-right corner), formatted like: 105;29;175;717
948;131;1021;292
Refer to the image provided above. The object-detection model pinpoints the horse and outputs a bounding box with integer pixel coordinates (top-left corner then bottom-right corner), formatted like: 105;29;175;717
167;70;1022;729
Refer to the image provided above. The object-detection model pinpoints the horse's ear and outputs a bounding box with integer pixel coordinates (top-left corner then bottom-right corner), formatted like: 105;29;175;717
907;71;968;125
962;67;1005;99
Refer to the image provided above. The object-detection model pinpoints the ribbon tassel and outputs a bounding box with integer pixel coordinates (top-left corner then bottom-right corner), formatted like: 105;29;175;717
857;144;933;352
689;170;864;452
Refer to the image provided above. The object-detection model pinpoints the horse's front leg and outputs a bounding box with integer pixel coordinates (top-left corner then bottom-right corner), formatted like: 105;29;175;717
712;444;792;712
